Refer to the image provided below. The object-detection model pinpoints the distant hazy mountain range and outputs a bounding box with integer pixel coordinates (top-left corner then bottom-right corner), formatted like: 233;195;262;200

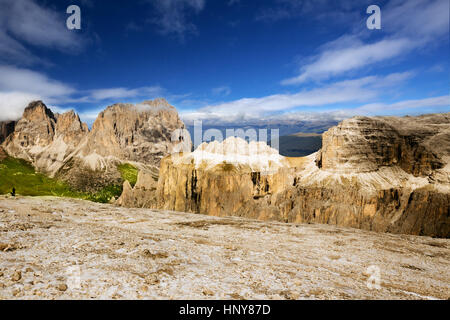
186;121;336;153
274;132;323;157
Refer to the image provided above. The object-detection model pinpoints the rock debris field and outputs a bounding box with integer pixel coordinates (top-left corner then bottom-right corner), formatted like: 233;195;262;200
0;196;448;300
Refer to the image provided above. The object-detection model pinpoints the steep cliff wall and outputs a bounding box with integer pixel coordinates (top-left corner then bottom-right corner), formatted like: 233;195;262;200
316;114;447;176
152;114;450;237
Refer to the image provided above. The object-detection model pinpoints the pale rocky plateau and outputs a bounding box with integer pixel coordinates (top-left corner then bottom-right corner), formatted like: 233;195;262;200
0;195;448;300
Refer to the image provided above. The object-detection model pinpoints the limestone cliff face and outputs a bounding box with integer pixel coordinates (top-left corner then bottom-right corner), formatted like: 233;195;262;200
55;110;89;145
75;98;187;167
153;114;450;237
156;154;294;216
58;98;191;191
316;114;447;176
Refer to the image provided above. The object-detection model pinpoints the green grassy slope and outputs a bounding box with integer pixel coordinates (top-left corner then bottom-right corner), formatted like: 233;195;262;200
117;163;138;187
0;156;126;203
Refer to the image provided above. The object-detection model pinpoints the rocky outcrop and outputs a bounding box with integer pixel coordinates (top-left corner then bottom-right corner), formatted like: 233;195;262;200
55;110;89;145
154;114;450;237
116;170;158;208
74;98;188;168
156;142;295;215
316;114;448;176
268;182;449;237
0;146;7;161
57;98;190;192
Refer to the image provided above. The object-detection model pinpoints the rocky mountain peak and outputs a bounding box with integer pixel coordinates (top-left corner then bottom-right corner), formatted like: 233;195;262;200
84;99;189;165
22;100;56;123
141;97;172;108
3;101;57;156
2;101;89;171
55;110;89;144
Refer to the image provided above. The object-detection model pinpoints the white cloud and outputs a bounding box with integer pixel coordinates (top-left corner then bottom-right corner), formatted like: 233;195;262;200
354;96;450;114
0;0;83;65
282;38;416;84
0;91;40;121
181;72;413;124
383;0;449;39
0;65;76;121
0;65;75;99
147;0;206;38
282;0;449;84
212;86;231;96
88;86;164;101
0;65;166;122
181;94;450;126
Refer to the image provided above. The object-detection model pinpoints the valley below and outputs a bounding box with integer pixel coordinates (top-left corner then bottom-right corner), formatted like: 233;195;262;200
0;196;448;300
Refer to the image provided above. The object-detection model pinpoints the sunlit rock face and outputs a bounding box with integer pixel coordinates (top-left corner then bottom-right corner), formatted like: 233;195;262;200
116;170;158;208
59;98;191;192
151;114;450;237
77;98;189;167
155;137;294;215
317;114;449;176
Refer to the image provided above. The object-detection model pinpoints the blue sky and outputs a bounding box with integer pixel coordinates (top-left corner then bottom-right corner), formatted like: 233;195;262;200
0;0;448;126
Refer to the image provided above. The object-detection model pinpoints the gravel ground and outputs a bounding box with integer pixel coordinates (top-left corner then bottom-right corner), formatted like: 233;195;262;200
0;195;448;300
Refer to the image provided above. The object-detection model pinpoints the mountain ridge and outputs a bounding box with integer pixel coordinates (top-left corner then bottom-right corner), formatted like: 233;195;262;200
1;99;190;193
